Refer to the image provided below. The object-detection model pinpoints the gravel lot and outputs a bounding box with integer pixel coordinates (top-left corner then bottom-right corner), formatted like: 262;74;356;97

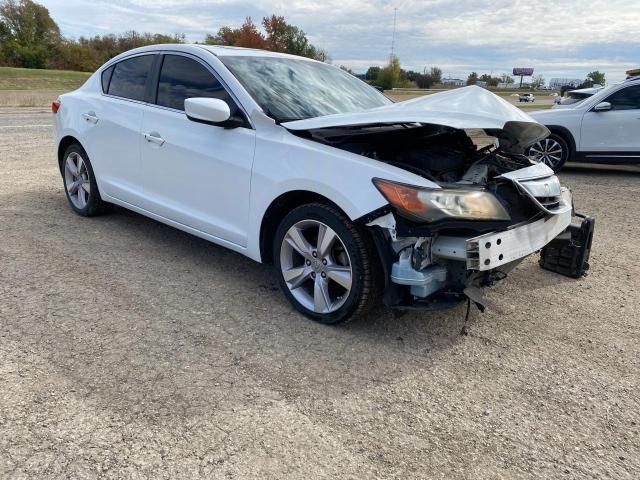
1;109;638;479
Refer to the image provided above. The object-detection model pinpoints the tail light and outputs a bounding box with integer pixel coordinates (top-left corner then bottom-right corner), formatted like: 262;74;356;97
52;100;61;114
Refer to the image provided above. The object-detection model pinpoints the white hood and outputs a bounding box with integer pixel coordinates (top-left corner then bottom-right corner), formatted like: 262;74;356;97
282;86;549;153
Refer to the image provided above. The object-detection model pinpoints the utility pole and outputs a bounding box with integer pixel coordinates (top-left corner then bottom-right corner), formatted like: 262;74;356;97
390;7;398;61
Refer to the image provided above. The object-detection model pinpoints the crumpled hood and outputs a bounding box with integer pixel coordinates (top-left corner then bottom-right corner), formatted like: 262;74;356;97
282;86;549;153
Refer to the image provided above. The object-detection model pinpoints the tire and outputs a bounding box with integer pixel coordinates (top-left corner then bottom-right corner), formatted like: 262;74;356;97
61;144;109;216
527;133;570;172
273;202;381;324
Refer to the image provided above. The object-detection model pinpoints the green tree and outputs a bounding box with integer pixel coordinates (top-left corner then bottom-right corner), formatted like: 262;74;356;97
586;70;605;86
262;15;317;58
377;55;402;90
466;71;479;85
0;0;60;68
365;66;381;82
479;73;499;87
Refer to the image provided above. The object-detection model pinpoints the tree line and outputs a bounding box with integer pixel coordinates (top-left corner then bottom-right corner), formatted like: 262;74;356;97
365;56;606;90
363;56;518;90
1;0;607;91
0;0;326;71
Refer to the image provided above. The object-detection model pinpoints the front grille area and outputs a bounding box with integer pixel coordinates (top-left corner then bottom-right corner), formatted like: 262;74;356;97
535;195;562;211
518;175;564;213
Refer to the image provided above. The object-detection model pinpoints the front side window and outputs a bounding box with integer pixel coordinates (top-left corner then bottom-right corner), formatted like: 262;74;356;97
219;56;391;122
108;55;155;102
156;55;232;111
605;85;640;110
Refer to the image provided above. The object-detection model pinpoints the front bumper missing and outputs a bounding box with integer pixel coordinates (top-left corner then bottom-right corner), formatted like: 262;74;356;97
433;188;573;271
368;185;593;310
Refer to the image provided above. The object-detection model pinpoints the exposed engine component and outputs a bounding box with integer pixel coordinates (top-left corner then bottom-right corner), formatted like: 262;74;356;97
297;123;534;186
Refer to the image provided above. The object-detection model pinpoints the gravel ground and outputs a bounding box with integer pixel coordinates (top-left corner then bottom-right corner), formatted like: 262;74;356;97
1;110;638;479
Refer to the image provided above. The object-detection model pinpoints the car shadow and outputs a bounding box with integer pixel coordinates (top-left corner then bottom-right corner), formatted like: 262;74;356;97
6;188;587;418
37;193;471;343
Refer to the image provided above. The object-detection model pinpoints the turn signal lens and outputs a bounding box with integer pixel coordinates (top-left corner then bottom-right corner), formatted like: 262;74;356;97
373;178;511;222
52;100;61;114
372;178;425;213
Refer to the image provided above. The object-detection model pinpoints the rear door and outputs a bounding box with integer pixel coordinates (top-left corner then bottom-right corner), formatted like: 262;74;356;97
85;54;156;205
139;53;256;247
580;85;640;156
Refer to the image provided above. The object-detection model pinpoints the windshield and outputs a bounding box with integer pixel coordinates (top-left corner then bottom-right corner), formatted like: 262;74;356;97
219;56;391;122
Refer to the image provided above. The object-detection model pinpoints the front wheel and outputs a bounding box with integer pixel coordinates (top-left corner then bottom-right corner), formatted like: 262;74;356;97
273;203;381;324
527;134;570;172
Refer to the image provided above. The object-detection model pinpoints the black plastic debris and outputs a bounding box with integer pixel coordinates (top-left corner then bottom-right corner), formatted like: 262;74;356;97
539;214;595;278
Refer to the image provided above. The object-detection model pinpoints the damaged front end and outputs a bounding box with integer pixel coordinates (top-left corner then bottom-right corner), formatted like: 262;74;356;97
284;87;595;312
364;162;586;311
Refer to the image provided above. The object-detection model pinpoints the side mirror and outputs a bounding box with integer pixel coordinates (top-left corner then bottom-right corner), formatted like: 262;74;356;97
593;101;612;112
185;98;231;124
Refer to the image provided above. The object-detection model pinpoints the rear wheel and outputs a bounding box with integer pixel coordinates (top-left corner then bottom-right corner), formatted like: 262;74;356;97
273;203;381;324
62;144;109;216
528;134;570;172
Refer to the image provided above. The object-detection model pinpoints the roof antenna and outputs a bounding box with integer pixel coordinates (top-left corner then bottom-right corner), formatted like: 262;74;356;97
390;7;398;60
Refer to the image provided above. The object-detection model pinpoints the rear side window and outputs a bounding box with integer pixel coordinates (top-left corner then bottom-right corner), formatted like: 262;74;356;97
101;66;114;93
107;55;154;102
156;55;233;111
605;85;640;110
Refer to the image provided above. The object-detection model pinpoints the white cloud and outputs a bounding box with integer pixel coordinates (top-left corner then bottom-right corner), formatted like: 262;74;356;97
40;0;640;81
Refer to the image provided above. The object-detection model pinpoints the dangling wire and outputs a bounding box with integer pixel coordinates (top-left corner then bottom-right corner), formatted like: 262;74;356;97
461;298;471;336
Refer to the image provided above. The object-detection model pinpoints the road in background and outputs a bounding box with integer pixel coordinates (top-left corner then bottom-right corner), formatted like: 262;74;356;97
1;110;638;478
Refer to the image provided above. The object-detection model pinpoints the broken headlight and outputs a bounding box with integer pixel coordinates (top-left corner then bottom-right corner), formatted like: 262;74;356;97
373;178;511;222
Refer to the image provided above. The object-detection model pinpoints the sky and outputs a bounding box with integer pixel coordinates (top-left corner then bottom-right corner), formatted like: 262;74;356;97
40;0;639;83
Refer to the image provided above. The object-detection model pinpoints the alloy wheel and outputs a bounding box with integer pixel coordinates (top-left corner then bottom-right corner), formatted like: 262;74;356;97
280;220;353;314
529;138;564;170
64;151;91;209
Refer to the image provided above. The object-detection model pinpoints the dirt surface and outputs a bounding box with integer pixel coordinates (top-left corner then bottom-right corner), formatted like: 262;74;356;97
1;110;638;479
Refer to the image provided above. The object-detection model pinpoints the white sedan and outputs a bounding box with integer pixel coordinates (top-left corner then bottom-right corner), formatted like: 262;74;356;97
53;44;578;324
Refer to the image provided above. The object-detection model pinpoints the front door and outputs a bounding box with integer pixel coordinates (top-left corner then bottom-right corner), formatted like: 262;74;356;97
139;54;256;247
580;84;640;156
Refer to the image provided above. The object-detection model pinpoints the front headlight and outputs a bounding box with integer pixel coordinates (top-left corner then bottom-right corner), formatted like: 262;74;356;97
373;178;511;222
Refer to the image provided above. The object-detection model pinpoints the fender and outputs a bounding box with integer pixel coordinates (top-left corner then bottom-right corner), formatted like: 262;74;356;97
544;124;577;155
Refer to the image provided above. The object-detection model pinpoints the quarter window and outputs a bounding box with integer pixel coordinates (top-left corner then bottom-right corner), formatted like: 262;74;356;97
605;85;640;110
101;66;114;93
156;55;234;112
107;55;155;102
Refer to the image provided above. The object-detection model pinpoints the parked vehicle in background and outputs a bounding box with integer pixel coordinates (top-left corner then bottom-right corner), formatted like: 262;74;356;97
53;44;584;324
519;93;535;102
553;86;604;108
528;74;640;171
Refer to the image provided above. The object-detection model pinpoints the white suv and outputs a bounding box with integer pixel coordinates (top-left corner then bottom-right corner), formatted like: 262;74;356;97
528;77;640;171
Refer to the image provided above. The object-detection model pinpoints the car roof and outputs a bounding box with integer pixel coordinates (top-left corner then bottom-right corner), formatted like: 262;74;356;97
105;43;320;64
197;44;320;61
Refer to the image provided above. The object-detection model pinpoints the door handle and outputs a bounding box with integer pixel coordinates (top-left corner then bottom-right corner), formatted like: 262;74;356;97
82;111;98;124
143;132;165;146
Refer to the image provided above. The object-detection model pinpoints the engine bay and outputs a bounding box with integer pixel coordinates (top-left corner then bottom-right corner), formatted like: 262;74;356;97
295;123;535;186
